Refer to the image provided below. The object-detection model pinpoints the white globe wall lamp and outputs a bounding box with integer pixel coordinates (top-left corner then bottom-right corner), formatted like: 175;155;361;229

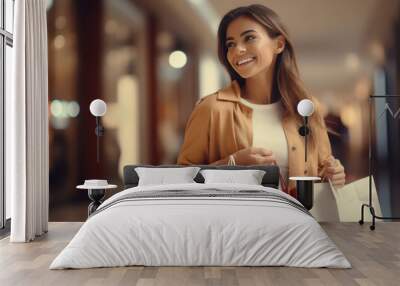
89;99;107;163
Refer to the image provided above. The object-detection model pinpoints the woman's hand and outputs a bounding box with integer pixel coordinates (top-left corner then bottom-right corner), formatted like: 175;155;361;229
322;155;346;188
233;147;277;166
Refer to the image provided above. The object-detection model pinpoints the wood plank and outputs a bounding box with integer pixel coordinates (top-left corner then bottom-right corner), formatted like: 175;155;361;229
0;222;399;286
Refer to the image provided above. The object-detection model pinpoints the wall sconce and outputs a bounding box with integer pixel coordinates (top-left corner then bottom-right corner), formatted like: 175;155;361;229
290;99;320;210
89;99;107;163
297;99;314;162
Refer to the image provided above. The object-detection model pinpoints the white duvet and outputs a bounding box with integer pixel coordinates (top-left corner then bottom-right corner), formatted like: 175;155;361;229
50;183;351;269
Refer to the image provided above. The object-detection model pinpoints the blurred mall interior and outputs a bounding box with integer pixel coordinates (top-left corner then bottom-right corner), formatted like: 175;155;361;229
43;0;400;221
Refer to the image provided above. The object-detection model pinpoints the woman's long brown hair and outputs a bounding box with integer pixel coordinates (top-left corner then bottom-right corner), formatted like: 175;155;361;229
217;4;328;146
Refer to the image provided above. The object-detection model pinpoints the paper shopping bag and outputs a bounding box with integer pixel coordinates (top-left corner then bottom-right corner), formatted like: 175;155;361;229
330;176;382;222
310;182;340;222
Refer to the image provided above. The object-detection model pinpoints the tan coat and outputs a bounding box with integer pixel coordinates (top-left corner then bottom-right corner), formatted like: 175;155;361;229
177;81;332;197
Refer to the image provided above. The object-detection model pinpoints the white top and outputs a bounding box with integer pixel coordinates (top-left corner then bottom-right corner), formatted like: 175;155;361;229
76;179;117;190
240;98;289;189
77;184;117;190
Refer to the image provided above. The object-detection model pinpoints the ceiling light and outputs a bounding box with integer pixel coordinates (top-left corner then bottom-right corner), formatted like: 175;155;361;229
169;50;187;69
345;53;360;71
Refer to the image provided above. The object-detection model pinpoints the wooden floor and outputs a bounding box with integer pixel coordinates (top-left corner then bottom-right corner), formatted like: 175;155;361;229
0;222;399;286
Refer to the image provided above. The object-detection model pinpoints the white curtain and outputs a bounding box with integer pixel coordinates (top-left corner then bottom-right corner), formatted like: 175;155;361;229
7;0;49;242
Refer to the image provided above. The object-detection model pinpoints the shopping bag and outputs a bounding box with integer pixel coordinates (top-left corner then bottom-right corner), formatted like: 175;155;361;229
310;182;339;222
310;176;382;222
330;176;382;222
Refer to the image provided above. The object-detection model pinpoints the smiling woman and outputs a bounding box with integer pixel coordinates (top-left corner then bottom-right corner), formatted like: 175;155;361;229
177;4;346;198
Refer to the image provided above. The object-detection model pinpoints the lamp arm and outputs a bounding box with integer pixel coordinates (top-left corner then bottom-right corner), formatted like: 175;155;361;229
304;116;308;162
95;117;105;136
94;116;105;163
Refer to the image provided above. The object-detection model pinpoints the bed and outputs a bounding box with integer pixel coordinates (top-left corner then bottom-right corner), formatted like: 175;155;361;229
50;165;350;269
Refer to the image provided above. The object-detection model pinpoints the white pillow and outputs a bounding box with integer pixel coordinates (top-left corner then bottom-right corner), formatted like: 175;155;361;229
200;169;266;185
135;167;201;186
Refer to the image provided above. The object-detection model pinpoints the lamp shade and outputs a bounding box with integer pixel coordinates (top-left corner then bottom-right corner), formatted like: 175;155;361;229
89;99;107;117
297;99;314;117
